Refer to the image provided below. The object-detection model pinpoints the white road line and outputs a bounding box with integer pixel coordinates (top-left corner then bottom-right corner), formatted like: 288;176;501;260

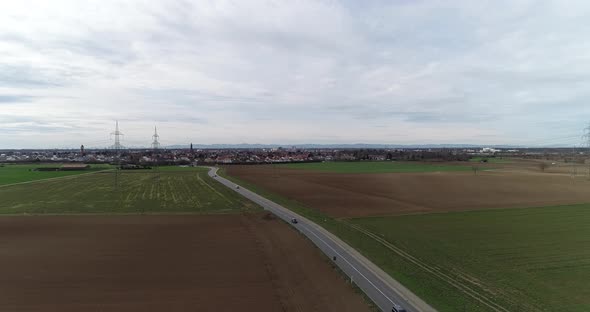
298;222;397;305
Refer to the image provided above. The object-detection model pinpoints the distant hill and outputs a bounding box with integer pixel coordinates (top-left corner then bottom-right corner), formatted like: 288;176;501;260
2;143;569;152
163;143;523;149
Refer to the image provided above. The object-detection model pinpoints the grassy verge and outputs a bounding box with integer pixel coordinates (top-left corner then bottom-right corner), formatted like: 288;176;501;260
331;259;381;312
269;207;381;312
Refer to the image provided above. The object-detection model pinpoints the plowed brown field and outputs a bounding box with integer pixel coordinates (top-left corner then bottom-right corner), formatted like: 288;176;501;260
226;163;590;218
0;214;369;312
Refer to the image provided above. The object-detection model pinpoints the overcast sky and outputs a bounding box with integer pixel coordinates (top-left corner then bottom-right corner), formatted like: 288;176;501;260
2;0;590;148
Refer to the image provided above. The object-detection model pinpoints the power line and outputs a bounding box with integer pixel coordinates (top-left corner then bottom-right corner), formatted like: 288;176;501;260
151;126;160;150
582;123;590;179
583;123;590;150
150;126;161;214
109;121;124;207
110;120;124;150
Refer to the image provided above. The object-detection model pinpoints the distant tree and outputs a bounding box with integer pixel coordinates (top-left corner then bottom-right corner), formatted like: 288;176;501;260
539;162;548;172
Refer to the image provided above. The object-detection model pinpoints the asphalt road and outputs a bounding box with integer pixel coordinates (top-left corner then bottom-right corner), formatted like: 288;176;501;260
208;167;437;312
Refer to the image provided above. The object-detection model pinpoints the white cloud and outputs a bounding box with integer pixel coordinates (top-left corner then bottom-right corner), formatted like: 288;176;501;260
1;0;590;148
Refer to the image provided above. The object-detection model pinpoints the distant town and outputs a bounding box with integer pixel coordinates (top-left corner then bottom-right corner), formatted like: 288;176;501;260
4;121;582;166
0;146;582;166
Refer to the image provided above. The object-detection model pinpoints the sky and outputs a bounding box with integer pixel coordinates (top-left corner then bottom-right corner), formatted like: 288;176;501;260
2;0;590;148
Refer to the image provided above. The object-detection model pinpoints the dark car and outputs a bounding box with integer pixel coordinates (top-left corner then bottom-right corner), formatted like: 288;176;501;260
392;304;406;312
291;218;298;224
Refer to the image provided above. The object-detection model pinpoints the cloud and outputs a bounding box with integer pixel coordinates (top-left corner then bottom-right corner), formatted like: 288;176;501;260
0;0;589;148
0;65;66;88
0;95;36;103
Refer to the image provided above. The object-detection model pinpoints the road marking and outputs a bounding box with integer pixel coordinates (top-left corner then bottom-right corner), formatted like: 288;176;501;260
298;222;397;306
0;169;112;188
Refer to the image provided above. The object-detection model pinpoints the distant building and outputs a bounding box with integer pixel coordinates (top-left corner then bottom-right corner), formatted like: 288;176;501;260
60;164;90;171
480;147;500;154
33;167;61;172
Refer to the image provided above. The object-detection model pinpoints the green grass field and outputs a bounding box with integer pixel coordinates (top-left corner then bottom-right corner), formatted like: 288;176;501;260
0;167;258;214
0;164;112;185
277;161;471;173
351;205;590;312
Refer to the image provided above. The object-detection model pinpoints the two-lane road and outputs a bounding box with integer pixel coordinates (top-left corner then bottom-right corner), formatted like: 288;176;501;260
208;167;436;312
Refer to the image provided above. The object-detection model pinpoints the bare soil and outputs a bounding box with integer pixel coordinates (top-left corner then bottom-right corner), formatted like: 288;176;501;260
0;214;369;312
226;163;590;218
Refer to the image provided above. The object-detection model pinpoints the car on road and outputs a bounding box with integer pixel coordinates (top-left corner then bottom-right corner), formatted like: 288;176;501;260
392;304;406;312
291;218;298;224
236;185;240;189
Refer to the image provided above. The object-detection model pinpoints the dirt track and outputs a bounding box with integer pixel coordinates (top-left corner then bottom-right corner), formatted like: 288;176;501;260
0;214;369;312
226;164;590;218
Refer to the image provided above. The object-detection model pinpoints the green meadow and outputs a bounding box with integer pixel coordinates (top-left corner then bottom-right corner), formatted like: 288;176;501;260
0;164;112;185
0;167;258;214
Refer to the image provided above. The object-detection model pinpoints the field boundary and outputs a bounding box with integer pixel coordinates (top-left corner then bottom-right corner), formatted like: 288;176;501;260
0;169;113;189
195;172;233;204
344;222;510;312
0;210;245;217
309;217;437;311
275;161;473;174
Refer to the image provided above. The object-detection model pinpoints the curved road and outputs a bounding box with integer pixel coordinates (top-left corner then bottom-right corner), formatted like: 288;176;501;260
208;167;436;312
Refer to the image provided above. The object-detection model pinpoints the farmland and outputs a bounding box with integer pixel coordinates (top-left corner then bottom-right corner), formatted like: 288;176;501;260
278;160;472;173
0;166;372;311
0;163;112;185
0;214;371;311
223;161;590;311
351;204;590;312
226;164;590;218
0;168;256;214
0;167;256;214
